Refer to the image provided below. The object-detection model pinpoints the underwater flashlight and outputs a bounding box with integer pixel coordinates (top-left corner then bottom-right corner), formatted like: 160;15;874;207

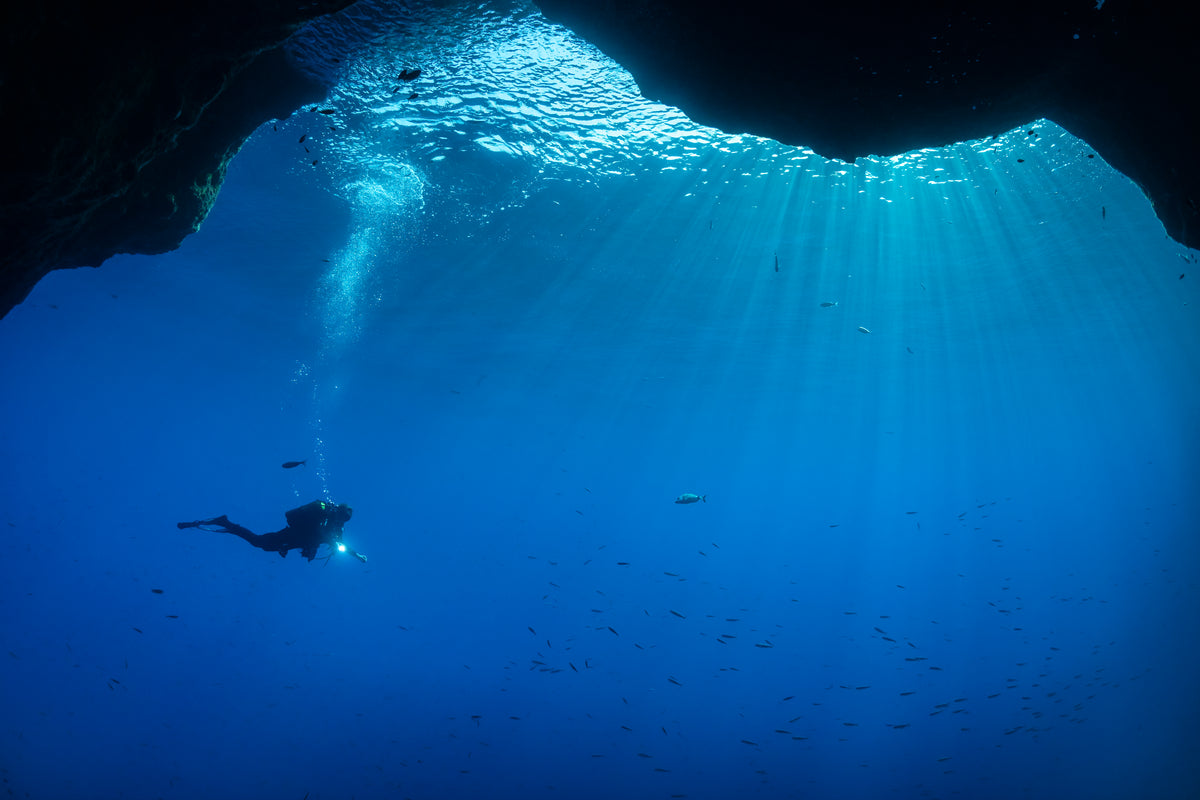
337;543;346;553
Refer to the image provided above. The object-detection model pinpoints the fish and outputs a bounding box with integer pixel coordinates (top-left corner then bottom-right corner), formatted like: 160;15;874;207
741;739;758;746
151;589;164;594
318;108;335;115
298;134;307;144
398;68;422;81
906;346;913;354
282;460;306;469
674;493;706;504
819;301;838;308
669;610;686;619
774;253;779;272
857;326;871;334
667;676;682;686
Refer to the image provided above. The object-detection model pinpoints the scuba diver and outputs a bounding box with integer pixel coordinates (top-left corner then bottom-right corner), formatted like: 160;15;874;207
177;500;366;563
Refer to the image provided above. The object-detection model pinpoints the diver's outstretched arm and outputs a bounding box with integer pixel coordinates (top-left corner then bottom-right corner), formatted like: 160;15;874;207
341;543;368;563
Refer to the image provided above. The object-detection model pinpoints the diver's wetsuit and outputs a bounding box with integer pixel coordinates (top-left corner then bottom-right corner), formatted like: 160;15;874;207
177;500;365;562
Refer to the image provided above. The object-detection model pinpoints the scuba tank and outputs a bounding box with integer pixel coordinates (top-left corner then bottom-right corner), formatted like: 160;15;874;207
285;500;352;529
285;500;330;528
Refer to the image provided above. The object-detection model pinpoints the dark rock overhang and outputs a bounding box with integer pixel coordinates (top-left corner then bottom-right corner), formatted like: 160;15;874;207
0;1;354;317
535;1;1197;250
2;1;1196;319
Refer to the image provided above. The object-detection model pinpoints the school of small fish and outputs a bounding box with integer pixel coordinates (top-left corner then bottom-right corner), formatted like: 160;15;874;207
40;468;1158;797
358;492;1145;796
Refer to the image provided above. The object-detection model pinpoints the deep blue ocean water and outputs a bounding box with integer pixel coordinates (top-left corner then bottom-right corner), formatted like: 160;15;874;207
2;3;1198;799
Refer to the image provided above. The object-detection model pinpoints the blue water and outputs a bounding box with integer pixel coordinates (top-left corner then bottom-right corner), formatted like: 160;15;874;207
2;2;1198;799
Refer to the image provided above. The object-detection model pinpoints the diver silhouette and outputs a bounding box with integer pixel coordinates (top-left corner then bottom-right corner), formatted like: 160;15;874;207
177;500;366;563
